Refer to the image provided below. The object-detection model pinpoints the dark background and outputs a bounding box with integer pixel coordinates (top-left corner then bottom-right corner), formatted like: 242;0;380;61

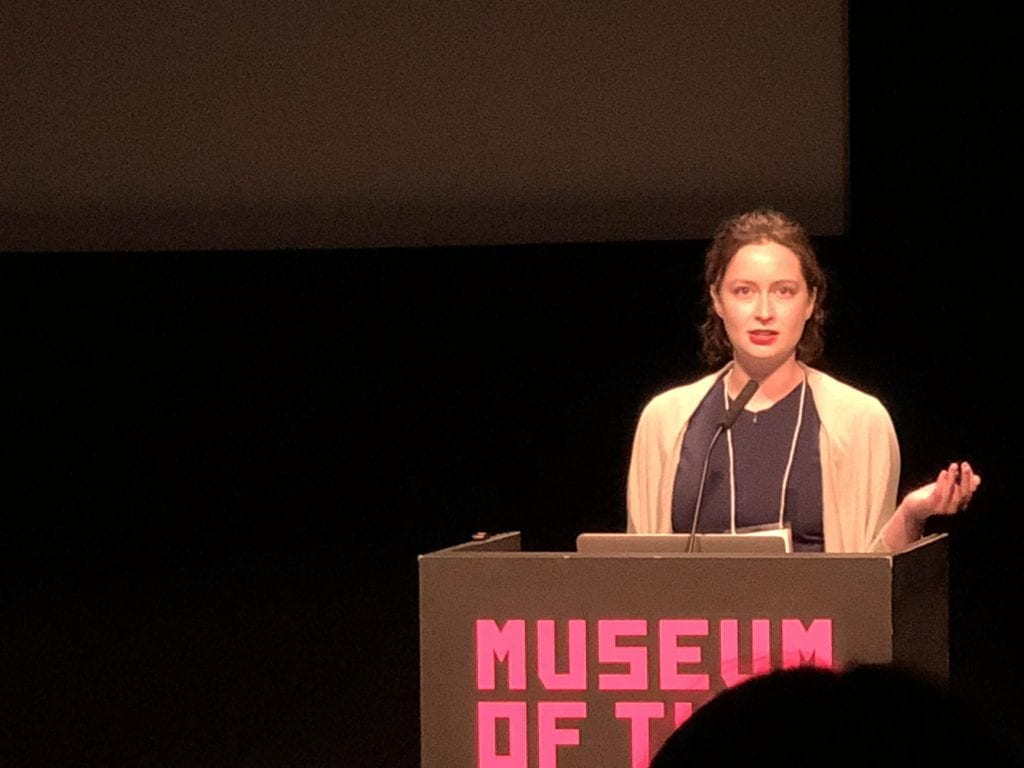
4;4;1022;767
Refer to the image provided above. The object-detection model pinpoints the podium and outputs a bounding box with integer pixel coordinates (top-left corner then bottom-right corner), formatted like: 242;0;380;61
419;532;948;768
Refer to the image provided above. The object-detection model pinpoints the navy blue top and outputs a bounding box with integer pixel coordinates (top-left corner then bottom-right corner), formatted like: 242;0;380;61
671;376;824;552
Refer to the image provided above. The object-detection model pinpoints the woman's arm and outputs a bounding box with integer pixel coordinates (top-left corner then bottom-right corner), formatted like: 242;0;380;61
882;461;980;551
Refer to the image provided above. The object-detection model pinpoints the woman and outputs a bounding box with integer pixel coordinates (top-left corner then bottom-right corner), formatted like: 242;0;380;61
626;209;978;552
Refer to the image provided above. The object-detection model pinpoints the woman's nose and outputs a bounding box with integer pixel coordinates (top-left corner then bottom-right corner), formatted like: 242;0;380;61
754;294;774;320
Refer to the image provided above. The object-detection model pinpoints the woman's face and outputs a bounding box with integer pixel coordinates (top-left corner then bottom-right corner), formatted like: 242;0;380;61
711;240;816;369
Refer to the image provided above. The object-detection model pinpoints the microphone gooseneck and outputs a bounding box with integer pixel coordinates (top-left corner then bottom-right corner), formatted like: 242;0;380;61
687;377;759;553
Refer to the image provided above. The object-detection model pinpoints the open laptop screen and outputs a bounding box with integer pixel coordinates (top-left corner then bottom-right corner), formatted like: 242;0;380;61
575;530;791;555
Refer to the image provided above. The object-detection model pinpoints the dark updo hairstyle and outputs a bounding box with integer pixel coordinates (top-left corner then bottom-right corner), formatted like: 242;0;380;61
700;209;827;367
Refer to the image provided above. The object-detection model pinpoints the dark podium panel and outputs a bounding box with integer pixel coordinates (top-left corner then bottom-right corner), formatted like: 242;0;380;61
419;532;948;768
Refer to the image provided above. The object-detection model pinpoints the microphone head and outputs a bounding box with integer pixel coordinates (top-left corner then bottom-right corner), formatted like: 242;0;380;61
719;378;760;430
736;378;760;401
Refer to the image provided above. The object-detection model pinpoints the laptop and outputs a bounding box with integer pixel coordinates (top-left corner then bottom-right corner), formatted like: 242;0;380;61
576;528;792;555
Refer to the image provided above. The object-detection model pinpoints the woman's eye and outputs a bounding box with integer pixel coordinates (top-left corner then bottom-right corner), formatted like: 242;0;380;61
776;285;796;296
734;286;751;296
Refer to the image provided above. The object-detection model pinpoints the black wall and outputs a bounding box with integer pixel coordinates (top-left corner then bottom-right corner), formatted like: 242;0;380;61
4;5;1022;766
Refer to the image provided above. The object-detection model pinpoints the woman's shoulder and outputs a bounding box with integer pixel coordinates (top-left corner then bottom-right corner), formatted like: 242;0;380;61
638;369;723;423
804;366;893;427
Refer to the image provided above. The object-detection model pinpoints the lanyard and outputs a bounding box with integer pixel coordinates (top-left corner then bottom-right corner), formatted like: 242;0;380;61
722;371;807;532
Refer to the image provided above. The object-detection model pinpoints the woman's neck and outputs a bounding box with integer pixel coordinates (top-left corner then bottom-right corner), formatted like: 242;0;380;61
726;356;804;410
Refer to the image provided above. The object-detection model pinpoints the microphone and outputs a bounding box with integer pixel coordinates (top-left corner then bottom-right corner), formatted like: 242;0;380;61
718;378;760;430
687;377;759;552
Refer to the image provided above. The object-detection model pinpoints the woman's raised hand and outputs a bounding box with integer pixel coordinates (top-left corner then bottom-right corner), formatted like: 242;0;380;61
901;461;981;523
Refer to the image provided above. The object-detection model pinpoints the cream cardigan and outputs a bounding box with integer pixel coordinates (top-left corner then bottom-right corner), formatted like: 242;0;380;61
626;365;900;553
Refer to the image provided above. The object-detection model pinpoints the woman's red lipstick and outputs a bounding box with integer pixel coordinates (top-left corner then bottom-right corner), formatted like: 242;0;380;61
748;330;777;346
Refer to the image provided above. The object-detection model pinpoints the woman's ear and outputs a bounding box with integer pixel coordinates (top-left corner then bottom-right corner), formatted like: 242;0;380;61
805;287;817;320
711;286;724;319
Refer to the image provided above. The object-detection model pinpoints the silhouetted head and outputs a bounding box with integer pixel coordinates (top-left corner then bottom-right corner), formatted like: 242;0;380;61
649;663;1021;767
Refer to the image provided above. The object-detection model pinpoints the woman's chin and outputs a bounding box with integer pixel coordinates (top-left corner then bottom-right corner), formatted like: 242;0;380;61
732;349;798;375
